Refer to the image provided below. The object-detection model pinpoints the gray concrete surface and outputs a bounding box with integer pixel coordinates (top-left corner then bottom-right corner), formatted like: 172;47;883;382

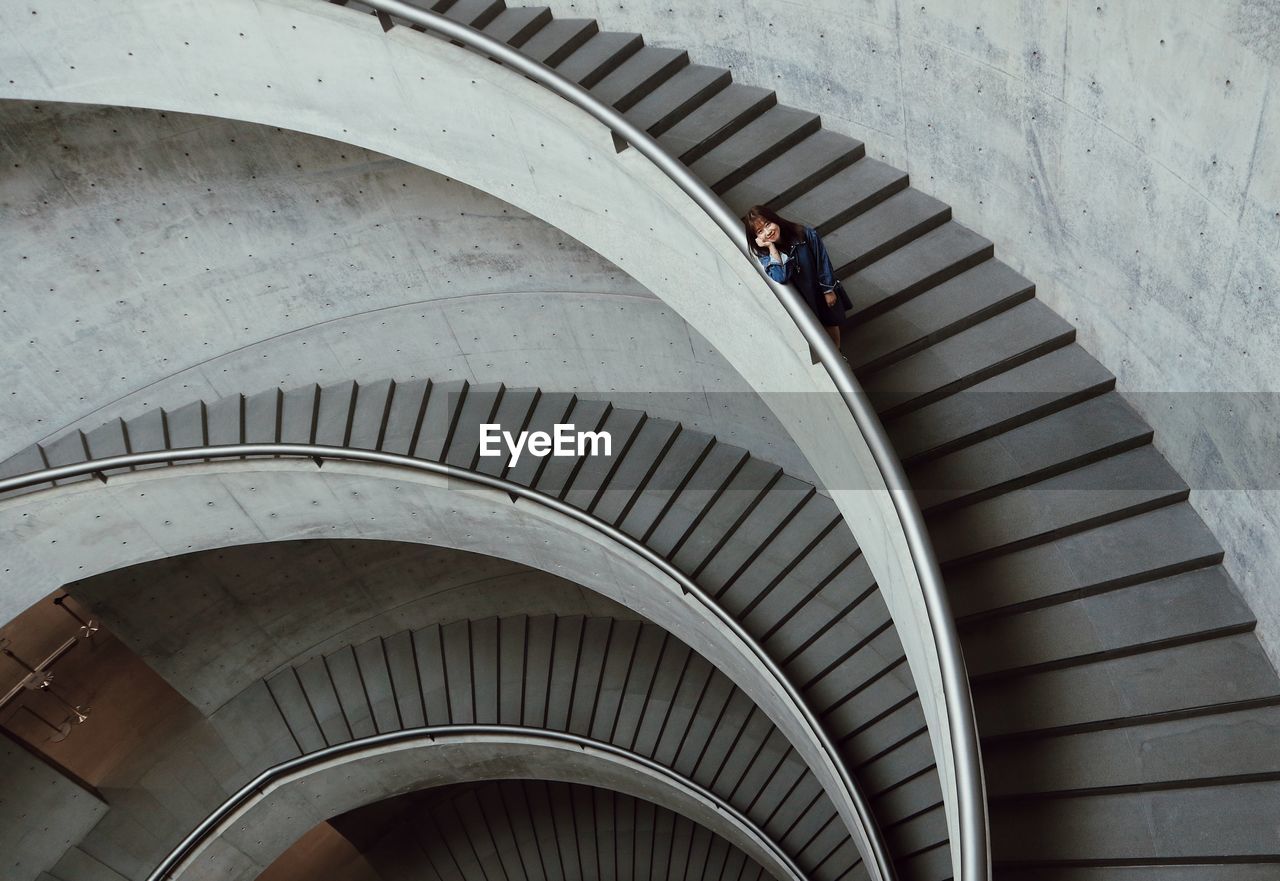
0;101;809;482
0;4;973;864
68;541;635;714
0;736;107;880
0;458;865;870
507;0;1280;668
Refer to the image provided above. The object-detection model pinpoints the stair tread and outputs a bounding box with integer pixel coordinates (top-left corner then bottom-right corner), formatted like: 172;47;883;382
590;45;688;111
721;129;865;215
986;704;1280;797
823;188;950;277
846;259;1034;372
975;633;1280;737
622;63;731;135
480;6;551;47
553;30;643;89
688;104;821;192
929;445;1188;565
518;17;598;66
844;221;995;321
865;299;1076;415
657;83;775;161
779;156;908;232
908;391;1153;512
962;566;1255;678
947;502;1225;619
886;344;1115;462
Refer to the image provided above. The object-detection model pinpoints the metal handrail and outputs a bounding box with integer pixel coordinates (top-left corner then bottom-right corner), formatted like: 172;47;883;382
142;724;810;881
0;442;890;879
348;2;988;879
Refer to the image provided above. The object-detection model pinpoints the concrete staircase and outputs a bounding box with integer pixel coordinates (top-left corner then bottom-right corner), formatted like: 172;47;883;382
264;615;860;881
5;0;1280;877
339;779;770;881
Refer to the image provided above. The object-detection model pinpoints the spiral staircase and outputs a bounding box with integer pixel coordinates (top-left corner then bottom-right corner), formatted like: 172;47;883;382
1;1;1278;880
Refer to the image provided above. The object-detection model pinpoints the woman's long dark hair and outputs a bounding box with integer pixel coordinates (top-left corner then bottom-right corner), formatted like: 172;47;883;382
744;205;804;256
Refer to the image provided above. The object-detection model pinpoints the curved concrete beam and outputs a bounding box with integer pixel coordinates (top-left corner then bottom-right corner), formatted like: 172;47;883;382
0;457;863;868
161;728;803;881
0;0;961;869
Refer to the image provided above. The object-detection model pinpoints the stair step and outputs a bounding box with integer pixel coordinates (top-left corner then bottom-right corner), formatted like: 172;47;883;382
623;63;732;136
518;17;598;67
908;392;1154;513
721;129;865;215
962;566;1255;679
860;729;934;797
480;5;551;47
377;379;433;456
500;391;575;486
348;378;397;451
590;46;689;111
442;381;505;468
823;188;951;277
41;430;90;468
530;398;611;498
615;427;715;539
947;501;1225;620
773;557;882;678
738;517;860;639
989;779;1280;862
886;344;1115;463
688;473;814;587
844;222;995;323
553;30;644;89
411;378;468;461
439;0;505;28
587;416;681;523
561;406;648;509
657;83;776;162
712;491;841;613
311;381;356;447
839;698;927;768
688;104;822;192
975;633;1280;738
929;445;1188;566
665;454;780;571
470;386;539;476
640;441;748;552
865;299;1076;420
846;259;1034;373
779;156;908;233
986;704;1280;798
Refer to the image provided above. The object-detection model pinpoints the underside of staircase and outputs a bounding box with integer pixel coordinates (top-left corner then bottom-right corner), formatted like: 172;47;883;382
6;0;1280;879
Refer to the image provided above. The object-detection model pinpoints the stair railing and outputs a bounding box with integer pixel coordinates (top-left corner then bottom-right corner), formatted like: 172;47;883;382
0;441;889;881
141;724;810;881
346;2;988;879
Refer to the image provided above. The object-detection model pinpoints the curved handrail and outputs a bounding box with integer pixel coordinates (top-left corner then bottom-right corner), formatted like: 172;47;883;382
142;724;810;881
0;442;889;879
347;2;988;880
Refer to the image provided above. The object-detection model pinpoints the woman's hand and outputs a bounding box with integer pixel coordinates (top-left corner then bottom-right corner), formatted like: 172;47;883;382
824;290;838;307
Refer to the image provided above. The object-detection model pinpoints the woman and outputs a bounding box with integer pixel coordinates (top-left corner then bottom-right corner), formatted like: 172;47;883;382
744;205;851;350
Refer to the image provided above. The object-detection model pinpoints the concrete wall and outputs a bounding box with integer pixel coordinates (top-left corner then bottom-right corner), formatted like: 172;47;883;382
68;540;634;714
0;101;809;480
512;0;1280;666
0;734;107;880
